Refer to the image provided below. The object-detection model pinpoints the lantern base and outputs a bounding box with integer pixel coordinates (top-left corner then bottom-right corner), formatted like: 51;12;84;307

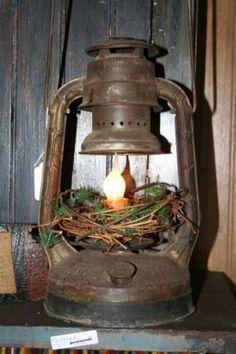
45;292;194;328
45;250;195;328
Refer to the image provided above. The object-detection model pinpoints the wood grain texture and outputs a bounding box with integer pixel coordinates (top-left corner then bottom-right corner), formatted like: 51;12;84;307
14;0;47;222
150;0;193;189
110;0;151;40
153;0;192;91
0;0;13;222
14;0;64;223
228;1;236;283
193;0;236;284
66;0;110;193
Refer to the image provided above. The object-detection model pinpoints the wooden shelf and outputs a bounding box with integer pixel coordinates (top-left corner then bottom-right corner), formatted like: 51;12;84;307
0;272;235;353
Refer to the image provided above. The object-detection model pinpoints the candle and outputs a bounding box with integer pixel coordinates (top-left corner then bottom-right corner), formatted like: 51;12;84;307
103;155;128;210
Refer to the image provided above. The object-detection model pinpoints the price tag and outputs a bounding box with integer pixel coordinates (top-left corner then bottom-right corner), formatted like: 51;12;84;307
50;330;99;350
33;153;44;201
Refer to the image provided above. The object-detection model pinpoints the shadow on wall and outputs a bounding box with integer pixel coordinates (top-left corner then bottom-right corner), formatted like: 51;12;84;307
190;0;219;274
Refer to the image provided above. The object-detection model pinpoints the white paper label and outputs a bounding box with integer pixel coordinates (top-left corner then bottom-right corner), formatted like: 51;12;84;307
50;330;99;350
33;153;44;201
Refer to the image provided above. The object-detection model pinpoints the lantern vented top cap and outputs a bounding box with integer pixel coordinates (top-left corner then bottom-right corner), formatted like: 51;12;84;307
86;38;152;57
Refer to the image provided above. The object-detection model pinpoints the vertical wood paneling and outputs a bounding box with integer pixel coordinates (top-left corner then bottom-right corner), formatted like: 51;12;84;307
111;0;151;40
14;0;63;223
65;0;110;81
229;7;236;283
68;0;110;193
153;0;192;90
149;0;193;189
44;0;66;109
194;0;236;283
0;0;13;222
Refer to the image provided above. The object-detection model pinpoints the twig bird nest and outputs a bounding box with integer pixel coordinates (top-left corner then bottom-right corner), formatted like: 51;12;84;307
39;183;193;251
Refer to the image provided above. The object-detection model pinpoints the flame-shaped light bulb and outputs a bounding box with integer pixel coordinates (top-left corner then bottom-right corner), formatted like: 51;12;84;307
103;155;127;209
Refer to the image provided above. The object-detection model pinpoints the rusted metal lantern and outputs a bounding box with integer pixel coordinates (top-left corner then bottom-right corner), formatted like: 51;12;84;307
40;38;199;327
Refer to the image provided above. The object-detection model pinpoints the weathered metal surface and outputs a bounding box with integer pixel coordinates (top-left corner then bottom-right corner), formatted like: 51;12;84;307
80;38;161;154
39;78;85;224
45;292;194;328
0;273;235;353
45;250;193;327
47;250;191;303
39;36;198;326
81;104;161;154
44;237;76;270
156;78;199;266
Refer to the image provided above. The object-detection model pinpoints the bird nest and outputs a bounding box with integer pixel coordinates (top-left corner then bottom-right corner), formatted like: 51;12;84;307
38;183;194;251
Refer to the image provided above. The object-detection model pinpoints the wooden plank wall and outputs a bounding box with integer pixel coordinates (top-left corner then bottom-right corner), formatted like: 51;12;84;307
1;0;236;286
0;0;63;223
0;0;191;223
192;0;236;284
0;0;13;222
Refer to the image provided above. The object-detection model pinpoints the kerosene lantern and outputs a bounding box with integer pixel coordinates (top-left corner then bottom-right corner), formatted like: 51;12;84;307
39;38;199;327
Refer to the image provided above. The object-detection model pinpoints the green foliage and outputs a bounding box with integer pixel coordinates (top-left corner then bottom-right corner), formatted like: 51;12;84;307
130;203;161;220
144;186;166;198
110;211;123;220
93;204;106;213
109;207;137;221
94;205;107;222
54;204;69;218
39;226;61;248
163;219;171;227
157;205;171;217
121;228;136;236
68;187;97;206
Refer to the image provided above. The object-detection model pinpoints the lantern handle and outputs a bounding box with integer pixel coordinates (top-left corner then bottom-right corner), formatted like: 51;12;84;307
156;78;200;266
39;77;85;225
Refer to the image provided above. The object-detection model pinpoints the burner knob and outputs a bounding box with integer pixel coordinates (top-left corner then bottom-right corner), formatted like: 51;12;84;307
108;261;136;285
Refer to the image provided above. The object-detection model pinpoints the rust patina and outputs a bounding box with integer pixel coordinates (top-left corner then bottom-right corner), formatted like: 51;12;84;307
39;39;199;327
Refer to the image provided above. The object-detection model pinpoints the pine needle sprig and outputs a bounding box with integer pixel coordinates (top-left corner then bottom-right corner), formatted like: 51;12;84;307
39;226;62;248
